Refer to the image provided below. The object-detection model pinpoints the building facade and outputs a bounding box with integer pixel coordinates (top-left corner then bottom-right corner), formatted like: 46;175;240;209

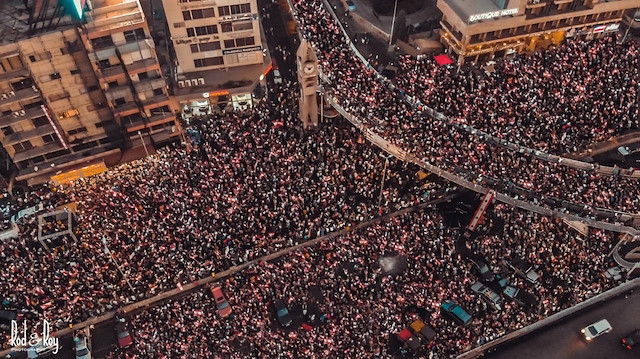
0;0;179;186
437;0;639;64
162;0;269;114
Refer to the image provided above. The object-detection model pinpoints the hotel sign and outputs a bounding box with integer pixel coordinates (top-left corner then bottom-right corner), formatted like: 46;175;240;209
469;8;518;22
222;45;262;55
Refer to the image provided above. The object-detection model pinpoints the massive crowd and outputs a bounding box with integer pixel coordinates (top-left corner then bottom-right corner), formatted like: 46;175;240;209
110;203;620;358
396;36;639;154
0;0;636;357
292;0;640;219
0;79;435;348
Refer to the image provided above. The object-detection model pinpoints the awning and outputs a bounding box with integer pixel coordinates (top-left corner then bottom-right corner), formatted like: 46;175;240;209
434;54;454;66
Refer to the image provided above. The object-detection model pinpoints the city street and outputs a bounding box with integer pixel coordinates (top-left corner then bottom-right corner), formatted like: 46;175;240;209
487;288;640;359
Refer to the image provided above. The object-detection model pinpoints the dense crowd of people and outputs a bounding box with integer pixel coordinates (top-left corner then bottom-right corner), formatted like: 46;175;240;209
0;79;434;348
396;36;639;154
0;0;635;357
292;0;640;219
110;203;620;358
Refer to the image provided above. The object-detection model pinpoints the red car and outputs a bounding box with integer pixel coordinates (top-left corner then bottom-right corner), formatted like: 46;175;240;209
115;318;133;348
211;285;232;318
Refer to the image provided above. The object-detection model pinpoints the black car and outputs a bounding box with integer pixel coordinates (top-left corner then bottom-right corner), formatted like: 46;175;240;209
470;258;495;282
622;330;640;350
273;299;293;327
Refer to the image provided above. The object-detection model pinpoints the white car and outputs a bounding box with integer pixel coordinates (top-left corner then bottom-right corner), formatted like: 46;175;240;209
581;319;612;341
273;69;283;84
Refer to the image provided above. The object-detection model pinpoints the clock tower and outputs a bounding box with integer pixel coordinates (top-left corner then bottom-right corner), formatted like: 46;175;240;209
296;40;319;128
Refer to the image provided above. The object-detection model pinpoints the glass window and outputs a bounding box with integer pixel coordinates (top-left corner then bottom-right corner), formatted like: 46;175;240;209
190;44;199;53
221;23;233;32
182;10;191;20
218;6;230;16
199;41;221;51
224;39;235;48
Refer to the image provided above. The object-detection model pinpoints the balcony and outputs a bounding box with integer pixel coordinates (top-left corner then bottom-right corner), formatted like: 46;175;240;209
0;68;30;83
93;38;153;62
12;141;64;163
0;107;45;127
3;125;55;146
0;87;41;107
112;101;139;116
126;112;175;133
134;77;166;94
142;95;171;110
100;58;160;82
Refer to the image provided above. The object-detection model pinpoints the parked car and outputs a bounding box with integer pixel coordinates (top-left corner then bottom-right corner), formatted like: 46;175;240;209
502;286;537;310
115;318;133;348
440;300;472;326
470;258;495;282
622;329;640;350
210;285;232;318
346;0;356;11
397;328;420;352
410;319;436;342
27;339;58;359
74;335;91;359
273;299;293;327
470;281;502;311
581;319;612;341
507;256;541;286
273;69;283;84
604;266;624;281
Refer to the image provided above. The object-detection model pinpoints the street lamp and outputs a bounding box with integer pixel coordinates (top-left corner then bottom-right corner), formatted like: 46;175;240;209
378;153;394;207
622;11;640;43
388;0;399;49
101;236;135;292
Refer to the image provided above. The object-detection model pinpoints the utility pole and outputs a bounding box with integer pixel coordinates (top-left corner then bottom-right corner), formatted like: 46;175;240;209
378;154;393;207
102;237;135;292
388;0;399;49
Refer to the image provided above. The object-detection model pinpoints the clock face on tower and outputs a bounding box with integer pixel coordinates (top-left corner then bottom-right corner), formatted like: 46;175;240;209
303;62;316;75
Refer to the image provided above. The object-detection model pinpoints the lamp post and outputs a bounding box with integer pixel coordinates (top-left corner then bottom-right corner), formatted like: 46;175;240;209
378;154;393;207
622;13;639;43
138;130;149;157
102;237;135;292
388;0;399;49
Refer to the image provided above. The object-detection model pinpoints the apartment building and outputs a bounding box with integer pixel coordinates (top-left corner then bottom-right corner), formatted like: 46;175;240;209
163;0;270;113
0;0;179;186
437;0;639;64
80;0;180;151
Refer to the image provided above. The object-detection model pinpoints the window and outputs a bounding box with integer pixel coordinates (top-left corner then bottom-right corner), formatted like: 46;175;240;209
123;28;146;43
50;72;61;80
98;59;111;69
13;140;33;152
202;8;215;17
70;69;81;75
218;6;230;16
194;56;224;68
190;44;199;53
32;116;49;128
182;10;191;20
231;3;251;15
221;23;233;32
187;28;196;37
224;39;235;48
138;72;149;80
2;126;14;136
191;9;204;19
95;120;113;128
42;134;56;143
235;37;255;47
233;21;253;31
153;88;164;96
108;81;118;88
199;41;221;51
67;127;87;136
91;35;114;49
29;55;36;62
114;98;126;107
195;25;218;36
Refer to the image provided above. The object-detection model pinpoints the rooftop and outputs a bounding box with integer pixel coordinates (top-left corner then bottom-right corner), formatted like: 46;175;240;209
0;0;82;45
